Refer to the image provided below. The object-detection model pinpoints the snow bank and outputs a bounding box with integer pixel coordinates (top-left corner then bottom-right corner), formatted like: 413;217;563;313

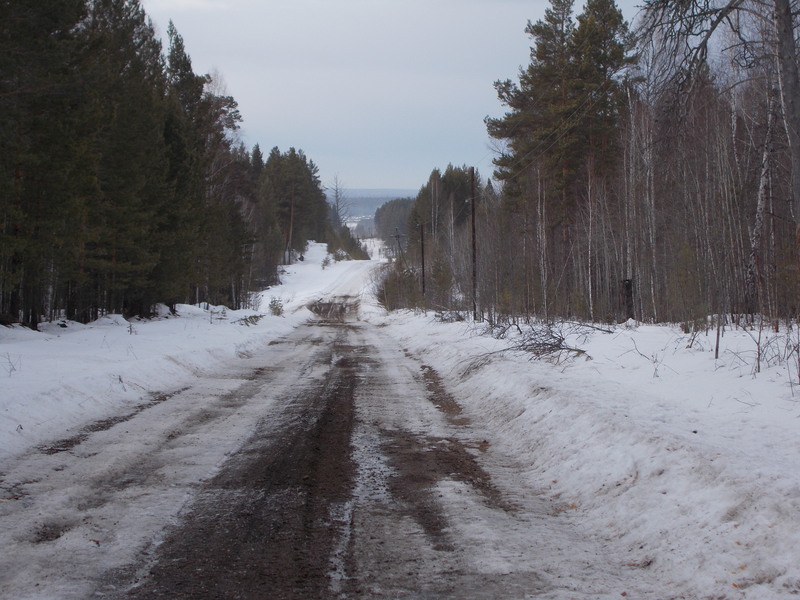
368;312;800;598
0;243;370;461
0;305;297;461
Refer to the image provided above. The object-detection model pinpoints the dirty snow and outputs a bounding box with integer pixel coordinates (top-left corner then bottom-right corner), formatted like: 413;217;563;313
2;241;800;598
361;312;800;598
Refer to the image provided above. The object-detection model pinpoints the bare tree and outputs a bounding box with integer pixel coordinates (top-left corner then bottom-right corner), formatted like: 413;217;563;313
329;175;351;228
745;90;776;313
641;0;800;260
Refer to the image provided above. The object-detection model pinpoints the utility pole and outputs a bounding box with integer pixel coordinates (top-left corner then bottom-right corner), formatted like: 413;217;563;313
393;227;406;265
420;221;426;298
285;182;295;264
470;167;478;321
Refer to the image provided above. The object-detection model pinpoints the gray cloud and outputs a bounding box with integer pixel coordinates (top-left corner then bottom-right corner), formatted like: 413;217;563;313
141;0;641;190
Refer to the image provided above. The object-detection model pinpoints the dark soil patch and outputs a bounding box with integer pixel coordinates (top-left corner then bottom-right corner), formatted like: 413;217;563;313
117;335;362;600
383;430;516;548
419;364;470;426
37;388;189;455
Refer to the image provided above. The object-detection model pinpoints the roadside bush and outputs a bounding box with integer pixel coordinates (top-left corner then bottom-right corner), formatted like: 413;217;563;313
269;297;284;316
374;264;422;310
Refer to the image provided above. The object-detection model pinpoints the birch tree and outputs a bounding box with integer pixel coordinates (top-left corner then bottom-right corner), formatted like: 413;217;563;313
641;0;800;277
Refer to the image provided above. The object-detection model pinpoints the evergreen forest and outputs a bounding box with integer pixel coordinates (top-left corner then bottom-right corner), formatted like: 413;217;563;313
381;0;800;326
1;0;364;328
5;0;799;329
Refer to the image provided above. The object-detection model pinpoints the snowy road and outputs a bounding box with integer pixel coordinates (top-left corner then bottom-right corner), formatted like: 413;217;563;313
0;290;664;599
4;244;800;598
0;319;333;598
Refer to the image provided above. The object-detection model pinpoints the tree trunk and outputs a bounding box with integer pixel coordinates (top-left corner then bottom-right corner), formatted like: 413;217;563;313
773;0;800;286
744;94;775;315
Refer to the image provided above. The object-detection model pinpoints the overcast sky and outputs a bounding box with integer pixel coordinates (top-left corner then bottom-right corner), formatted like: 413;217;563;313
139;0;642;191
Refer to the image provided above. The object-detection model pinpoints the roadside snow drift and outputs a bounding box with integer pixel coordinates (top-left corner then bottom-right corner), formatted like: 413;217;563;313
0;242;372;460
365;312;800;598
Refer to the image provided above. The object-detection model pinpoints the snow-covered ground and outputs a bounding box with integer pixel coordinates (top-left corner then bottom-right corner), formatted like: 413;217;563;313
2;241;800;598
0;242;373;461
367;312;800;598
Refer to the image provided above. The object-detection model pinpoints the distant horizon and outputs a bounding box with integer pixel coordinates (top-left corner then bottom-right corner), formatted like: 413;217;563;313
326;188;417;200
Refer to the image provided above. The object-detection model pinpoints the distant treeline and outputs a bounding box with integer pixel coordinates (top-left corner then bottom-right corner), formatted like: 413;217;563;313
374;198;414;249
1;0;364;328
379;0;799;325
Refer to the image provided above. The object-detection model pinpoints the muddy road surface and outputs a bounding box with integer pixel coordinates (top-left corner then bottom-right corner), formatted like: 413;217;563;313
0;297;646;599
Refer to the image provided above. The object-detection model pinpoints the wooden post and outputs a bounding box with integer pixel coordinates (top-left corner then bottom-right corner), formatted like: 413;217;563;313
623;279;634;320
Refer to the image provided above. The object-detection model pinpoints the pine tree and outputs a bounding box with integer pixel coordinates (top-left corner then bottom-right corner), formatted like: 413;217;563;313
142;24;209;310
1;0;328;323
487;0;631;216
82;0;170;317
486;0;577;211
261;147;329;265
0;0;91;326
485;0;633;320
166;21;206;121
251;144;264;179
570;0;632;173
